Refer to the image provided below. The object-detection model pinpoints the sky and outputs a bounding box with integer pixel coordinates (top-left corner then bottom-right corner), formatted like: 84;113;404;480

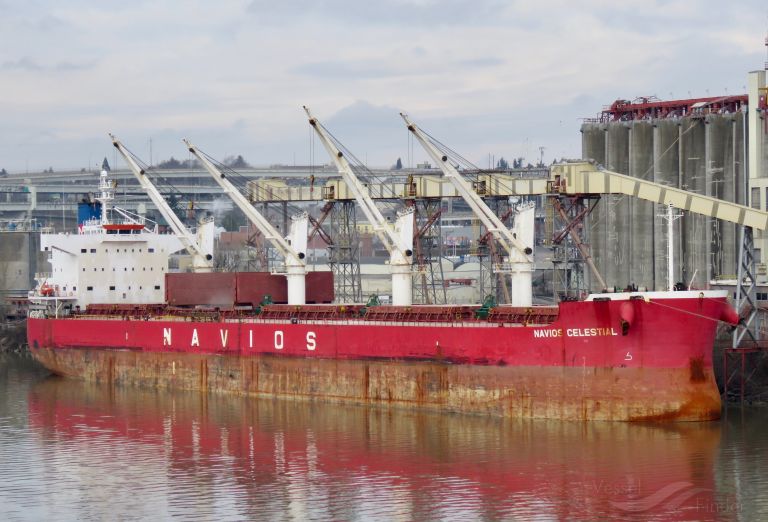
0;0;766;173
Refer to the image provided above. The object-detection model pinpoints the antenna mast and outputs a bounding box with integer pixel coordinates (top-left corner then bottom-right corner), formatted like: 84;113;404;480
658;204;683;291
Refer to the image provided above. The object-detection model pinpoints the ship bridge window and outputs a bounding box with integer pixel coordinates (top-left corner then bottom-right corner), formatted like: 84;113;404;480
109;286;115;291
154;285;160;290
87;286;93;291
148;248;155;253
80;248;87;253
758;292;767;301
90;248;96;253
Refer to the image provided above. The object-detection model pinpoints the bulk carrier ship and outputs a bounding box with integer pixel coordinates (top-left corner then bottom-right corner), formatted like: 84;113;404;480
26;111;740;422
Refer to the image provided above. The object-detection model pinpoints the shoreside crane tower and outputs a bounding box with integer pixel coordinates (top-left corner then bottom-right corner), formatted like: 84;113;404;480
184;139;309;305
111;134;215;273
305;106;415;306
401;113;535;306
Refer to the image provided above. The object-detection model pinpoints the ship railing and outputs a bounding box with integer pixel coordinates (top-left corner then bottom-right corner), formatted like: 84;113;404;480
0;218;45;232
65;313;550;328
239;317;532;328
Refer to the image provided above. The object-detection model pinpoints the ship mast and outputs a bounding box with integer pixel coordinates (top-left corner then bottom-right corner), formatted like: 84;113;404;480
95;168;114;225
659;203;683;291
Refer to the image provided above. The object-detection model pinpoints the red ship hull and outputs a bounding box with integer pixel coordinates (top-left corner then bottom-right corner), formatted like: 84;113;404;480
27;292;733;421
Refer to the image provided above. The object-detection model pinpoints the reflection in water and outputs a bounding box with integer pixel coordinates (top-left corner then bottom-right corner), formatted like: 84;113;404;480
0;354;766;521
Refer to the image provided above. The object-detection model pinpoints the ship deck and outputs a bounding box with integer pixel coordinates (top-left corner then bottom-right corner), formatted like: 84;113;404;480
71;303;561;327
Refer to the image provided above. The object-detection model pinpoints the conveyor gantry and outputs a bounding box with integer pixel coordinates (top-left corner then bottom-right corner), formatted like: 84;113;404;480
247;173;550;202
550;162;768;230
250;160;768;231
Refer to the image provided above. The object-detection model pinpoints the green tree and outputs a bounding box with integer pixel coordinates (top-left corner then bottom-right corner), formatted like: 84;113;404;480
221;208;246;231
181;159;200;169
158;157;183;169
224;155;250;169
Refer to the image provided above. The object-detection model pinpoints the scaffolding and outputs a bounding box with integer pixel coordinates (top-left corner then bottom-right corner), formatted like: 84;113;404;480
476;197;513;303
411;198;446;304
327;200;362;303
550;196;601;298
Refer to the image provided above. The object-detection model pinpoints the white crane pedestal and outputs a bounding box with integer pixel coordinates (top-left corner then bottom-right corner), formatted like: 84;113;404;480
286;264;307;306
391;261;413;307
510;262;533;307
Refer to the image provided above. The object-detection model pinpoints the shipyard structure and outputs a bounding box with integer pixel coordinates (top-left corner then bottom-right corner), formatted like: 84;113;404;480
581;70;768;291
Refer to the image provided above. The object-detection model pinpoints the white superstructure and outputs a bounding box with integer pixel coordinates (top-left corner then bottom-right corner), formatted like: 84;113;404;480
30;169;184;312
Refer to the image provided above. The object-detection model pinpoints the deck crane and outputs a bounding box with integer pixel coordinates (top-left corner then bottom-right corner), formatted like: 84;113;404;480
183;139;309;305
110;134;215;273
401;113;535;307
304;106;415;306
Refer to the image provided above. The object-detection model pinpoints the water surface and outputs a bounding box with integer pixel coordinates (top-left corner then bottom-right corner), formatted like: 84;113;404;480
1;353;766;521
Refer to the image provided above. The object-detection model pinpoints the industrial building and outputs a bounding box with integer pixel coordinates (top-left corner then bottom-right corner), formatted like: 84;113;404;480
581;69;768;291
0;220;46;319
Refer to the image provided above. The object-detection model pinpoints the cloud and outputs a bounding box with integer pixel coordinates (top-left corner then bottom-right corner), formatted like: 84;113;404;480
1;57;96;72
293;53;505;81
0;0;765;172
292;61;401;79
1;57;43;71
247;0;511;26
456;57;505;68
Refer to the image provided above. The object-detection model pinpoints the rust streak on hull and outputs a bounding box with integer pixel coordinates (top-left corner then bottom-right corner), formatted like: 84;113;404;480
30;347;721;422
